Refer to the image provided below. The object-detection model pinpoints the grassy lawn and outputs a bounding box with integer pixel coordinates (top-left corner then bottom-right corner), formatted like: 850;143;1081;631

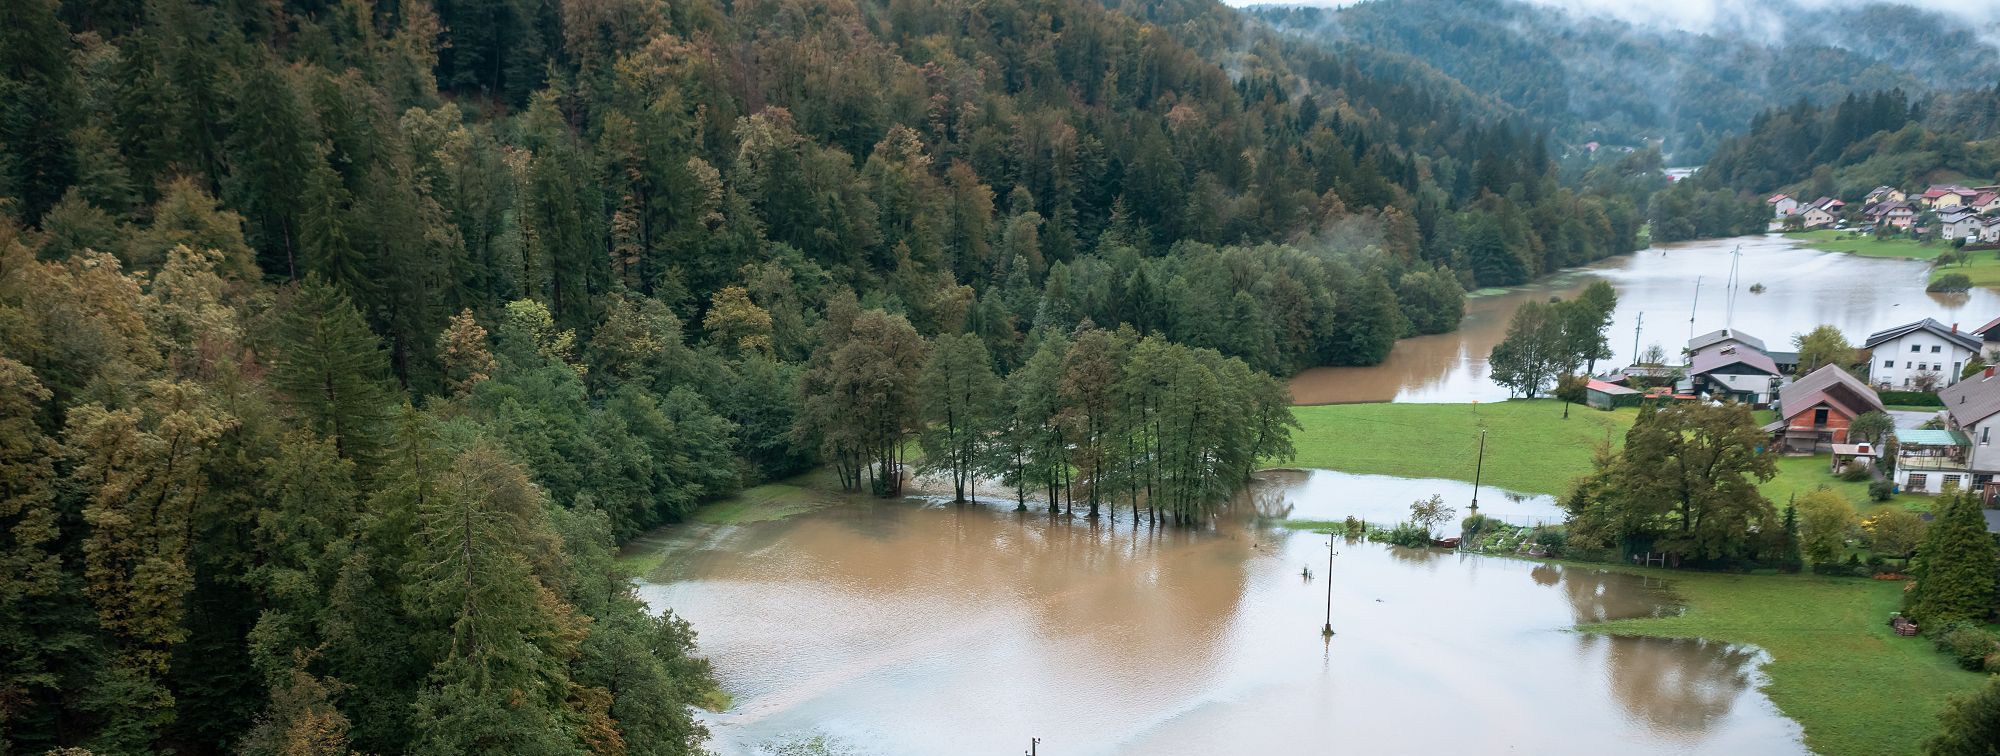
1289;400;1930;512
1287;400;1635;496
1931;250;2000;289
1587;568;1983;756
1787;229;1943;259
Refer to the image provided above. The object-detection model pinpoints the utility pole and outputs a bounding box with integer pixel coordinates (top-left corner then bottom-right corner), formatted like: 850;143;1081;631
1631;312;1643;365
1321;535;1337;637
1469;429;1487;516
1688;276;1702;344
1026;737;1040;756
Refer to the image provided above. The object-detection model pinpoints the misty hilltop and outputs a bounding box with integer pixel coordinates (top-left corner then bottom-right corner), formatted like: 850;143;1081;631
1248;0;2000;161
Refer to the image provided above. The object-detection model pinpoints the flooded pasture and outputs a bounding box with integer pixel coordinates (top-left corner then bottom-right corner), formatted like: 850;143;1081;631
1290;234;2000;404
630;470;1805;755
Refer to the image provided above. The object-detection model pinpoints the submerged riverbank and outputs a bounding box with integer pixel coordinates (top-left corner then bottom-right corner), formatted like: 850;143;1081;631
626;437;1974;755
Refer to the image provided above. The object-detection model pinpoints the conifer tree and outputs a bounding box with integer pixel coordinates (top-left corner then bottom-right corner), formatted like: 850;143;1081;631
1908;491;1998;626
269;279;394;466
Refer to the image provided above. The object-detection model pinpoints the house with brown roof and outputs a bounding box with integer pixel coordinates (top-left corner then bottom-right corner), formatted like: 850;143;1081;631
1866;200;1916;230
1770;365;1886;453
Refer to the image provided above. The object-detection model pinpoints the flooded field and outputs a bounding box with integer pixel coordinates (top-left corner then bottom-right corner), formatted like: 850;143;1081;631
1289;234;2000;404
630;471;1805;755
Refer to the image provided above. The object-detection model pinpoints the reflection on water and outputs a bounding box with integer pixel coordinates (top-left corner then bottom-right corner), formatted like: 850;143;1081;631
1291;234;2000;404
630;472;1804;755
1265;468;1564;527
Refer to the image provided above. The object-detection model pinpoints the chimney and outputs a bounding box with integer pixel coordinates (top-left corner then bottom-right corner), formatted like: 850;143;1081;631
1954;322;1960;333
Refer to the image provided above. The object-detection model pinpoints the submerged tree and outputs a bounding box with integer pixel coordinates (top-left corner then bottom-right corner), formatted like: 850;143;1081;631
916;332;1000;503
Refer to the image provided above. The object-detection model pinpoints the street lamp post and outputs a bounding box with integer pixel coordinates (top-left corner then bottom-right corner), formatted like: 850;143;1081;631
1321;535;1337;637
1469;429;1487;516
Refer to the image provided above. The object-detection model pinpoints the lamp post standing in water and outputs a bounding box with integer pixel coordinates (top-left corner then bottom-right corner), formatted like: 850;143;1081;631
1321;535;1337;637
1026;737;1039;756
1468;429;1487;516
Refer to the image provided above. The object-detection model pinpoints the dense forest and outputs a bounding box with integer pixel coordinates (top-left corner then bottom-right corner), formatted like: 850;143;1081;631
0;0;1663;751
1695;87;2000;199
1250;0;2000;163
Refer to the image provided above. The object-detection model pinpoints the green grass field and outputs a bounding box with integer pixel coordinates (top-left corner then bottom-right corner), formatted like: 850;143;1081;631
1787;229;1943;259
1587;569;1983;756
1287;400;1635;496
1286;400;1928;512
1931;250;2000;290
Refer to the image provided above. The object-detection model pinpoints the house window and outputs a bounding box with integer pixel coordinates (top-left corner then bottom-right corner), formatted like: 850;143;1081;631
1933;345;1943;353
1978;474;1993;489
1945;474;1964;491
1912;344;1923;352
1907;362;1914;368
1909;473;1930;490
1885;360;1896;368
1956;362;1964;376
1984;426;1991;445
1813;408;1829;426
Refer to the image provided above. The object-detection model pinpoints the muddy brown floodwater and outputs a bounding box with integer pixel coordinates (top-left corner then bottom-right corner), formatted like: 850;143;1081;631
630;470;1806;755
1290;234;2000;404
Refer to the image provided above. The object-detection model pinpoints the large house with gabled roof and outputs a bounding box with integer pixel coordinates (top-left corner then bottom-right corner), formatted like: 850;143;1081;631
1770;364;1885;453
1863;318;1982;389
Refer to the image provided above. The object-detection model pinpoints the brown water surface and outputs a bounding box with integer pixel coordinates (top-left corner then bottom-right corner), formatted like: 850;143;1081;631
1290;234;2000;404
630;471;1805;755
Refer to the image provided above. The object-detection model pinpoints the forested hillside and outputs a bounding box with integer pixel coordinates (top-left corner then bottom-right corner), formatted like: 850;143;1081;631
1695;87;2000;199
1250;0;2000;163
0;0;1653;751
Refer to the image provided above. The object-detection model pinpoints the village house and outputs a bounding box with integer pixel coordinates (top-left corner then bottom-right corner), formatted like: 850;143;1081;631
1800;197;1842;228
1973;315;2000;354
1769;193;1799;218
1866;200;1916;230
1975;190;2000;214
1940;208;1983;241
1863;318;1982;389
1940;369;2000;501
1893;429;1972;494
1922;185;1977;210
1865;185;1906;207
1982;215;2000;244
1769;364;1886;453
1689;328;1765;355
1688;342;1783;405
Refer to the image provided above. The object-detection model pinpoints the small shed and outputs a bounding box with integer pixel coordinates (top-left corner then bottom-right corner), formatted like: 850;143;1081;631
1828;442;1879;475
1585;379;1642;410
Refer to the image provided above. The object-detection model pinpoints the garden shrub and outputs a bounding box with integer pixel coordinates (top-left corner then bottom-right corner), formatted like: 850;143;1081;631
1370;521;1432;548
1868;479;1895;502
1934;623;2000;671
1839;465;1872;482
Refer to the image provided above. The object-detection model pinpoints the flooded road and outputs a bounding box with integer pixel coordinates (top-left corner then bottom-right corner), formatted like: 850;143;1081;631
630;471;1805;755
1290;234;2000;404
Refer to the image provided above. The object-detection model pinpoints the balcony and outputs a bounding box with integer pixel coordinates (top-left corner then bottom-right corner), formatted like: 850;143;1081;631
1898;455;1970;472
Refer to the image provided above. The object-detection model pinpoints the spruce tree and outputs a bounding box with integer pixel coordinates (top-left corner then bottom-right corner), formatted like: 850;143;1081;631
268;278;394;466
1909;492;1998;626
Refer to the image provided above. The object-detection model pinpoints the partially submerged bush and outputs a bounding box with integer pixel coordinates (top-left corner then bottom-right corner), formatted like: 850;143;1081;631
1931;272;1973;293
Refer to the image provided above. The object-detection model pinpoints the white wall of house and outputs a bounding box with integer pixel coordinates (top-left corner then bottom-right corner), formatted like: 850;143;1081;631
1772;197;1798;217
1872;333;1977;388
1701;372;1780;404
1895;465;1972;494
1963;417;2000;474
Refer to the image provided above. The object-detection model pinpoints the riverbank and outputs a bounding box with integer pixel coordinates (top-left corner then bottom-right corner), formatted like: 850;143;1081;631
1785;229;1943;259
1586;567;1981;756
